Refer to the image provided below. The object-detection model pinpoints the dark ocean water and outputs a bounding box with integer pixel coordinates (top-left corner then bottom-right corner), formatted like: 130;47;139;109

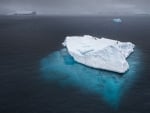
0;15;150;113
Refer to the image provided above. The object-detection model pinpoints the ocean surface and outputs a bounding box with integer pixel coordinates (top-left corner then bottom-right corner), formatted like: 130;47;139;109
0;15;150;113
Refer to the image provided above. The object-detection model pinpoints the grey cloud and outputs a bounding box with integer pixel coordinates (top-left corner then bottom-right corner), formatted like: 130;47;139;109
0;0;149;15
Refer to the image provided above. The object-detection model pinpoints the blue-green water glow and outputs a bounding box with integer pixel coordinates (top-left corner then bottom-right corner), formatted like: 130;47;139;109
40;48;142;109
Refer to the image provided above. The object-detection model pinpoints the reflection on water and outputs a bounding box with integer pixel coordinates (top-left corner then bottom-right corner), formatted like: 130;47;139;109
40;48;142;109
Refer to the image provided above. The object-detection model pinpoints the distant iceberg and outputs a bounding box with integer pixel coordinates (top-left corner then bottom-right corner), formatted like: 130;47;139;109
11;11;37;16
113;18;122;23
62;35;135;73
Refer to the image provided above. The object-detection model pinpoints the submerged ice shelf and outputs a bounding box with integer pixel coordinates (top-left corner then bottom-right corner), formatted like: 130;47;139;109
40;48;142;108
63;35;135;73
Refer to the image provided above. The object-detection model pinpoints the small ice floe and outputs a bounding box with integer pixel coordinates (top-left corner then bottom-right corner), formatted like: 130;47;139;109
113;18;122;23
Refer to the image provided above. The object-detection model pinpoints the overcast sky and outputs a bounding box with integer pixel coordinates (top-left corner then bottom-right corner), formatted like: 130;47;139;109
0;0;149;15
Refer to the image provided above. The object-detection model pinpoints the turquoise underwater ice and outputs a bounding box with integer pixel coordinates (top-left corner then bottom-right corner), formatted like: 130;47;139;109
40;48;142;108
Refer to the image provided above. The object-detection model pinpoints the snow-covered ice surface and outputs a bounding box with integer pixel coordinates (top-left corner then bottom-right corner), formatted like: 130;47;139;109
40;47;142;108
63;35;135;73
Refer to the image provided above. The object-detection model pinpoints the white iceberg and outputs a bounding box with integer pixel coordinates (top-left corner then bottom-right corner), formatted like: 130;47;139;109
113;18;122;23
62;35;135;73
11;11;37;16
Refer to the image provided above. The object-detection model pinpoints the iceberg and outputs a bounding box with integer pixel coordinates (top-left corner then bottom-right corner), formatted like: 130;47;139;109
62;35;135;73
11;11;37;16
113;18;122;23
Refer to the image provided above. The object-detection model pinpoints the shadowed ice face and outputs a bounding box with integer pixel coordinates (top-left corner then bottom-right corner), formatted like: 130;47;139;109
40;48;142;109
